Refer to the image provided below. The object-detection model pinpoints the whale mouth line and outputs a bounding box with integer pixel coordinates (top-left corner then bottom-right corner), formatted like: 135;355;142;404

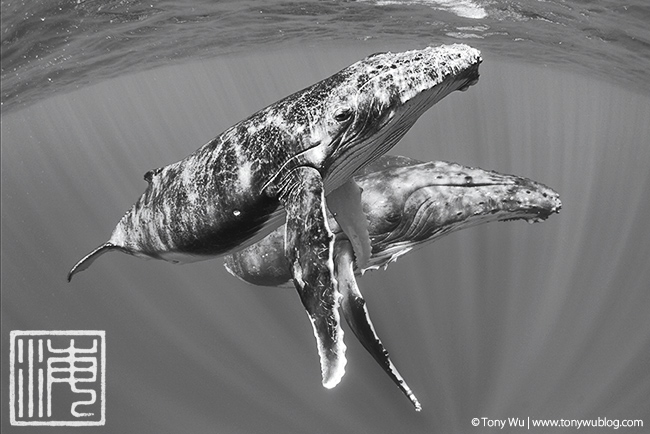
326;48;482;193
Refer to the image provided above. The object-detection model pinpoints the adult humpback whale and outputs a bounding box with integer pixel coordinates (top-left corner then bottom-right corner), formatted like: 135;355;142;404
225;155;562;410
68;44;482;389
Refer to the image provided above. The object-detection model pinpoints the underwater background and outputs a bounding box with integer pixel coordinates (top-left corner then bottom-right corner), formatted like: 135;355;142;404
2;0;649;433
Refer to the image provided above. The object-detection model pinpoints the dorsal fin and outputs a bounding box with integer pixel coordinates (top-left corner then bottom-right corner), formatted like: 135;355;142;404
143;167;163;184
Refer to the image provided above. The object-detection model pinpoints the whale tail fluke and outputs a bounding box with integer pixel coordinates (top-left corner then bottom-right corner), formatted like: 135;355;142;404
67;243;122;282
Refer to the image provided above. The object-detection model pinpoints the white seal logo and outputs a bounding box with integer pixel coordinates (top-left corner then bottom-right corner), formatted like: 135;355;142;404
9;330;106;426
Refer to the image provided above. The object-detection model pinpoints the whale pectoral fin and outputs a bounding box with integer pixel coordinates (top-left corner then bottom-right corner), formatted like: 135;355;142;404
327;179;371;269
280;167;347;389
335;240;421;411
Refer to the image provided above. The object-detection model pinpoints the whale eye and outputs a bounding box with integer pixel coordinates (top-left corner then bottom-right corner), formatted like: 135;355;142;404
333;108;353;123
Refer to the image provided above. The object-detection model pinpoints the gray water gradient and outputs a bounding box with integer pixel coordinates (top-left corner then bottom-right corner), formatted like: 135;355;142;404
2;44;649;433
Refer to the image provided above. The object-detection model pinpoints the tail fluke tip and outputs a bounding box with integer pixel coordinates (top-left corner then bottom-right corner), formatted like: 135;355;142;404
67;243;119;282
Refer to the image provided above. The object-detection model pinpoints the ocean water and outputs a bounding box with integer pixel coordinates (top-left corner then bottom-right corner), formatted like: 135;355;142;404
2;0;650;112
2;1;649;433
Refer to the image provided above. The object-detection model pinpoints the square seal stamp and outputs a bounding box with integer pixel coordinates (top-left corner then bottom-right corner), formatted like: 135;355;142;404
9;330;106;426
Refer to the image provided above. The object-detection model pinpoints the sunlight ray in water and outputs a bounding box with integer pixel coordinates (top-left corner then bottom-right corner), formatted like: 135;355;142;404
2;40;649;432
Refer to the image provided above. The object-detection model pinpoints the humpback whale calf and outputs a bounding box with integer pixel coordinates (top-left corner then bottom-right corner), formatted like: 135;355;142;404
68;45;482;389
225;155;562;410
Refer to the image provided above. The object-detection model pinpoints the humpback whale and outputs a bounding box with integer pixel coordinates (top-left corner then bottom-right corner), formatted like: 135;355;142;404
68;45;482;389
225;155;562;409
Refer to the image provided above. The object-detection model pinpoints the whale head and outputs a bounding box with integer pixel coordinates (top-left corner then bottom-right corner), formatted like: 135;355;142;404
266;44;482;194
357;159;562;269
320;44;481;191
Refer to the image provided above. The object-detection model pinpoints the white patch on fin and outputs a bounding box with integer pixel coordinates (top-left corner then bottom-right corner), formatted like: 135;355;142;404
282;167;347;390
327;180;372;269
318;191;347;389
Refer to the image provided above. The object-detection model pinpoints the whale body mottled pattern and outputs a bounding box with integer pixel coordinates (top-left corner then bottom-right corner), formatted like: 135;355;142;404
67;45;482;392
225;155;562;285
68;45;481;276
